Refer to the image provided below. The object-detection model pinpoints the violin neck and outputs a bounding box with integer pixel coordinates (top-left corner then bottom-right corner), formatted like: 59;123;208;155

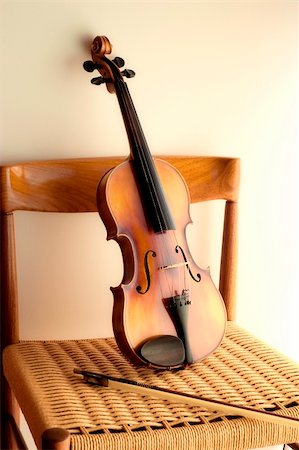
115;78;175;233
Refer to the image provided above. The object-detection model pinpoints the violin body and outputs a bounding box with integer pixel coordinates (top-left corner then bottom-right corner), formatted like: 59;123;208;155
85;35;226;368
98;158;226;368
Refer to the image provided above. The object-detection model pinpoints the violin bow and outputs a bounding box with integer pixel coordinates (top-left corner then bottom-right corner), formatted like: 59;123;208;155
74;369;299;428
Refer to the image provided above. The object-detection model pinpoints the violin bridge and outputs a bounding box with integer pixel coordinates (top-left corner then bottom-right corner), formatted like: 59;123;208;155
158;261;189;271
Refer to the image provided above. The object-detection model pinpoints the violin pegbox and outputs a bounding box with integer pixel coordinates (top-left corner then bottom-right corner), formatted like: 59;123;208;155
83;35;135;93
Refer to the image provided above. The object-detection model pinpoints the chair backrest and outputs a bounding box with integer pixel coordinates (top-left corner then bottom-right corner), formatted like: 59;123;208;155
0;155;240;349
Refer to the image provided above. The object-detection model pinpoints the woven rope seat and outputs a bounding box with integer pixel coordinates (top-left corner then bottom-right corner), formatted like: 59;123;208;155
3;321;299;450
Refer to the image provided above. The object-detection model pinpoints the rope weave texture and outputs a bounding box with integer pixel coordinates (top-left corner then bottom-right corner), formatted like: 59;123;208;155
3;322;299;449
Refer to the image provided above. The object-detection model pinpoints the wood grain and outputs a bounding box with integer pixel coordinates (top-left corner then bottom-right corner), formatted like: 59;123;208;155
0;155;240;340
219;201;238;320
1;212;20;449
41;428;70;450
0;156;240;213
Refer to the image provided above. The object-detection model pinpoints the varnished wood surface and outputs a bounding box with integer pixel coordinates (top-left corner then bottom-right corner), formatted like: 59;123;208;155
1;213;19;345
97;159;227;367
41;428;70;450
219;201;238;320
3;415;28;450
1;210;21;450
1;154;240;447
0;156;240;213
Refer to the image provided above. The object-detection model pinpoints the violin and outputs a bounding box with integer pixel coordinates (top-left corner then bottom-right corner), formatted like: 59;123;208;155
83;36;226;369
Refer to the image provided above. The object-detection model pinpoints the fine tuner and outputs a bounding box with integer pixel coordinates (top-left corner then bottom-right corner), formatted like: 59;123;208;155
83;57;135;86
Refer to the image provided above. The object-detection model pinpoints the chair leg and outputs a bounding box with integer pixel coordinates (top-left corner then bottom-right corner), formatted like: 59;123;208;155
3;415;28;450
1;375;21;450
42;428;70;450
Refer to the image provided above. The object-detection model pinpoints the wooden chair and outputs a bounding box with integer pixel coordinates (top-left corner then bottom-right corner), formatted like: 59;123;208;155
1;156;299;450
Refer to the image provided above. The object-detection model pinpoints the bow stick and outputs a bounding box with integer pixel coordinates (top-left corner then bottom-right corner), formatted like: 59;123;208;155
74;369;299;428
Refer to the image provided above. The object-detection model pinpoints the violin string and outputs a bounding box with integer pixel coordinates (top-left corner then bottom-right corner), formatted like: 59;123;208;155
117;81;167;235
115;80;171;293
122;79;188;302
116;78;193;358
118;81;176;297
120;82;168;229
116;78;187;305
120;81;181;299
110;62;185;297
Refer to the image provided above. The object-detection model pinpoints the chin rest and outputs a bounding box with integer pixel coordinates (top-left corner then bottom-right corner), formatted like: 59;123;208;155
139;335;185;367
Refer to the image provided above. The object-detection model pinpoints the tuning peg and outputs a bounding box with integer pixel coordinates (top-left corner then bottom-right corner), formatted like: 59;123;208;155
112;57;125;68
83;60;99;73
122;69;135;79
90;76;107;86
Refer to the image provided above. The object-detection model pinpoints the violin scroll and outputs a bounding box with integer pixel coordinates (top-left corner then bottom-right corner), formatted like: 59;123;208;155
91;35;112;61
83;35;135;93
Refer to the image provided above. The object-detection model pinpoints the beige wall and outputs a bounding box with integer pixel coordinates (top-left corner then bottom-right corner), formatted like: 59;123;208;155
1;2;297;449
1;2;298;361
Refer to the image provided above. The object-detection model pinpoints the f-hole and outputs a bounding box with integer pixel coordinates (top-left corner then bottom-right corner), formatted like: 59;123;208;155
136;249;156;294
